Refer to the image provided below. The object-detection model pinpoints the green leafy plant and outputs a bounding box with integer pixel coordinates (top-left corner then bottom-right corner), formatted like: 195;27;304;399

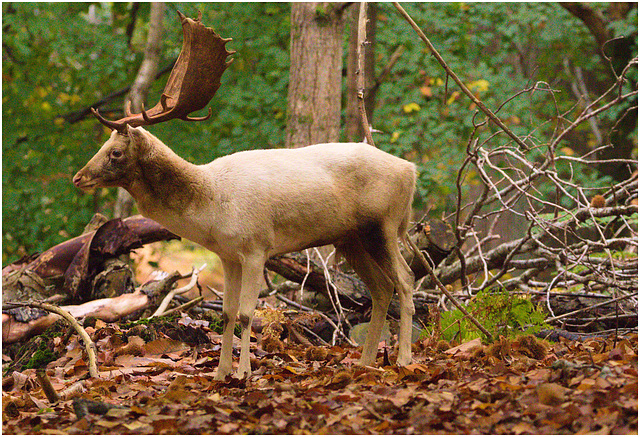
429;288;550;343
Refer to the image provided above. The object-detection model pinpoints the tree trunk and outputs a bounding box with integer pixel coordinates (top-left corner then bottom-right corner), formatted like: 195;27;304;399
346;3;377;143
286;3;346;264
286;2;345;148
114;2;165;218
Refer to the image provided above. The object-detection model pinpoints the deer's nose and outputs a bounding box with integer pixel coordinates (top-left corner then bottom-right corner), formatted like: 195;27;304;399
72;173;84;188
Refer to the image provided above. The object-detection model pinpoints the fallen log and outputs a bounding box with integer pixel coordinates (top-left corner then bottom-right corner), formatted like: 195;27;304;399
3;215;178;281
2;218;452;342
402;219;455;279
265;218;454;296
263;219;455;323
2;290;151;343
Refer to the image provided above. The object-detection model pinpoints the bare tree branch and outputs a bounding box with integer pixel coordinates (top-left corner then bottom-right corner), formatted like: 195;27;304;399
356;2;375;147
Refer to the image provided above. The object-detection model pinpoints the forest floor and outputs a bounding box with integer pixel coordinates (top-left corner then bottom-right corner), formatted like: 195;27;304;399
2;314;637;435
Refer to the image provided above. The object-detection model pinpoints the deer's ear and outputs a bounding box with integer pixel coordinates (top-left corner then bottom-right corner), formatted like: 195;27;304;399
126;125;148;147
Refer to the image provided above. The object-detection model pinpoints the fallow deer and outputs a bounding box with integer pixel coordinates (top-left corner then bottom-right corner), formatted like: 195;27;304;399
73;12;417;380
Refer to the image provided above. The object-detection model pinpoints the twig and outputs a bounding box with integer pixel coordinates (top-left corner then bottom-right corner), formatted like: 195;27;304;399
62;61;176;124
176;294;223;312
313;247;351;331
356;2;375;147
5;301;99;378
159;296;204;318
385;7;636;327
276;293;357;347
36;370;60;403
298;249;312;301
207;285;224;300
151;264;205;318
544;293;636;324
375;44;404;86
300;324;331;346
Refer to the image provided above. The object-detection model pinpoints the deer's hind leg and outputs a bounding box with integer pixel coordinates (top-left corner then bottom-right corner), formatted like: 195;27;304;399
354;220;415;366
338;238;395;366
383;230;415;366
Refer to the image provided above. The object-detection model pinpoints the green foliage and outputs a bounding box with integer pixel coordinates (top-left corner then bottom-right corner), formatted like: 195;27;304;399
432;289;549;343
120;313;179;329
371;3;635;212
206;315;224;334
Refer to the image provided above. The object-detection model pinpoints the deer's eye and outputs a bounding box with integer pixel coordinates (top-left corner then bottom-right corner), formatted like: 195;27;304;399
110;149;123;159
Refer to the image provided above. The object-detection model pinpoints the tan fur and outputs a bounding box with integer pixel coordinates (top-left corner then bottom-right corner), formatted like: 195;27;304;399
74;126;417;379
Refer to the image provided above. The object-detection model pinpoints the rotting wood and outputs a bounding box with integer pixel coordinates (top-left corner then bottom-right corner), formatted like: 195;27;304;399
2;215;179;305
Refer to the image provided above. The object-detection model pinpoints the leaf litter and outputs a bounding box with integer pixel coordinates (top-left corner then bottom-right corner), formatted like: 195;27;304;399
2;314;637;434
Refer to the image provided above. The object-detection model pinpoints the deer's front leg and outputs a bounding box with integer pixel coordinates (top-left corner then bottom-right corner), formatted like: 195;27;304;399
216;260;242;380
236;255;266;379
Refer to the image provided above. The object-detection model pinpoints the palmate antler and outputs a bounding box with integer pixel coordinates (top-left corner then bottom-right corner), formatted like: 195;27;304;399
92;11;234;132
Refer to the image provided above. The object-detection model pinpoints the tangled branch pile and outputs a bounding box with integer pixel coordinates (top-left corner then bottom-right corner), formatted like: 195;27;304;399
409;59;638;336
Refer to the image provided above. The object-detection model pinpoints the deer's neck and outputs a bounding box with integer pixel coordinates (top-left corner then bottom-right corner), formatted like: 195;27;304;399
128;145;203;219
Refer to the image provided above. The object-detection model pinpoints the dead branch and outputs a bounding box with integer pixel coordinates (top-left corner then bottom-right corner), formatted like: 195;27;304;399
356;2;375;146
61;61;176;124
544;292;637;324
150;264;205;318
405;237;494;341
2;291;151;344
389;3;637;338
159;296;204;318
2;264;209;344
36;370;60;403
275;293;357;347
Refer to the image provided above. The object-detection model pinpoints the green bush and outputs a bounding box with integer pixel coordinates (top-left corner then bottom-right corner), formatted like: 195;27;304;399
430;289;549;343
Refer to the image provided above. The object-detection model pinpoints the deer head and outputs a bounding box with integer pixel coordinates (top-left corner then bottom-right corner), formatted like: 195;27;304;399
92;11;234;133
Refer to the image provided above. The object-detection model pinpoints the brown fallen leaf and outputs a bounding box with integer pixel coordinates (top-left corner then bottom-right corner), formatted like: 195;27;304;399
536;382;566;406
142;338;190;356
115;335;145;356
512;421;537;434
444;337;482;358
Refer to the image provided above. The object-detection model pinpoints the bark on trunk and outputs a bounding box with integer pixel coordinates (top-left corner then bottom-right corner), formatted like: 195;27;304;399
286;2;345;148
286;2;346;263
